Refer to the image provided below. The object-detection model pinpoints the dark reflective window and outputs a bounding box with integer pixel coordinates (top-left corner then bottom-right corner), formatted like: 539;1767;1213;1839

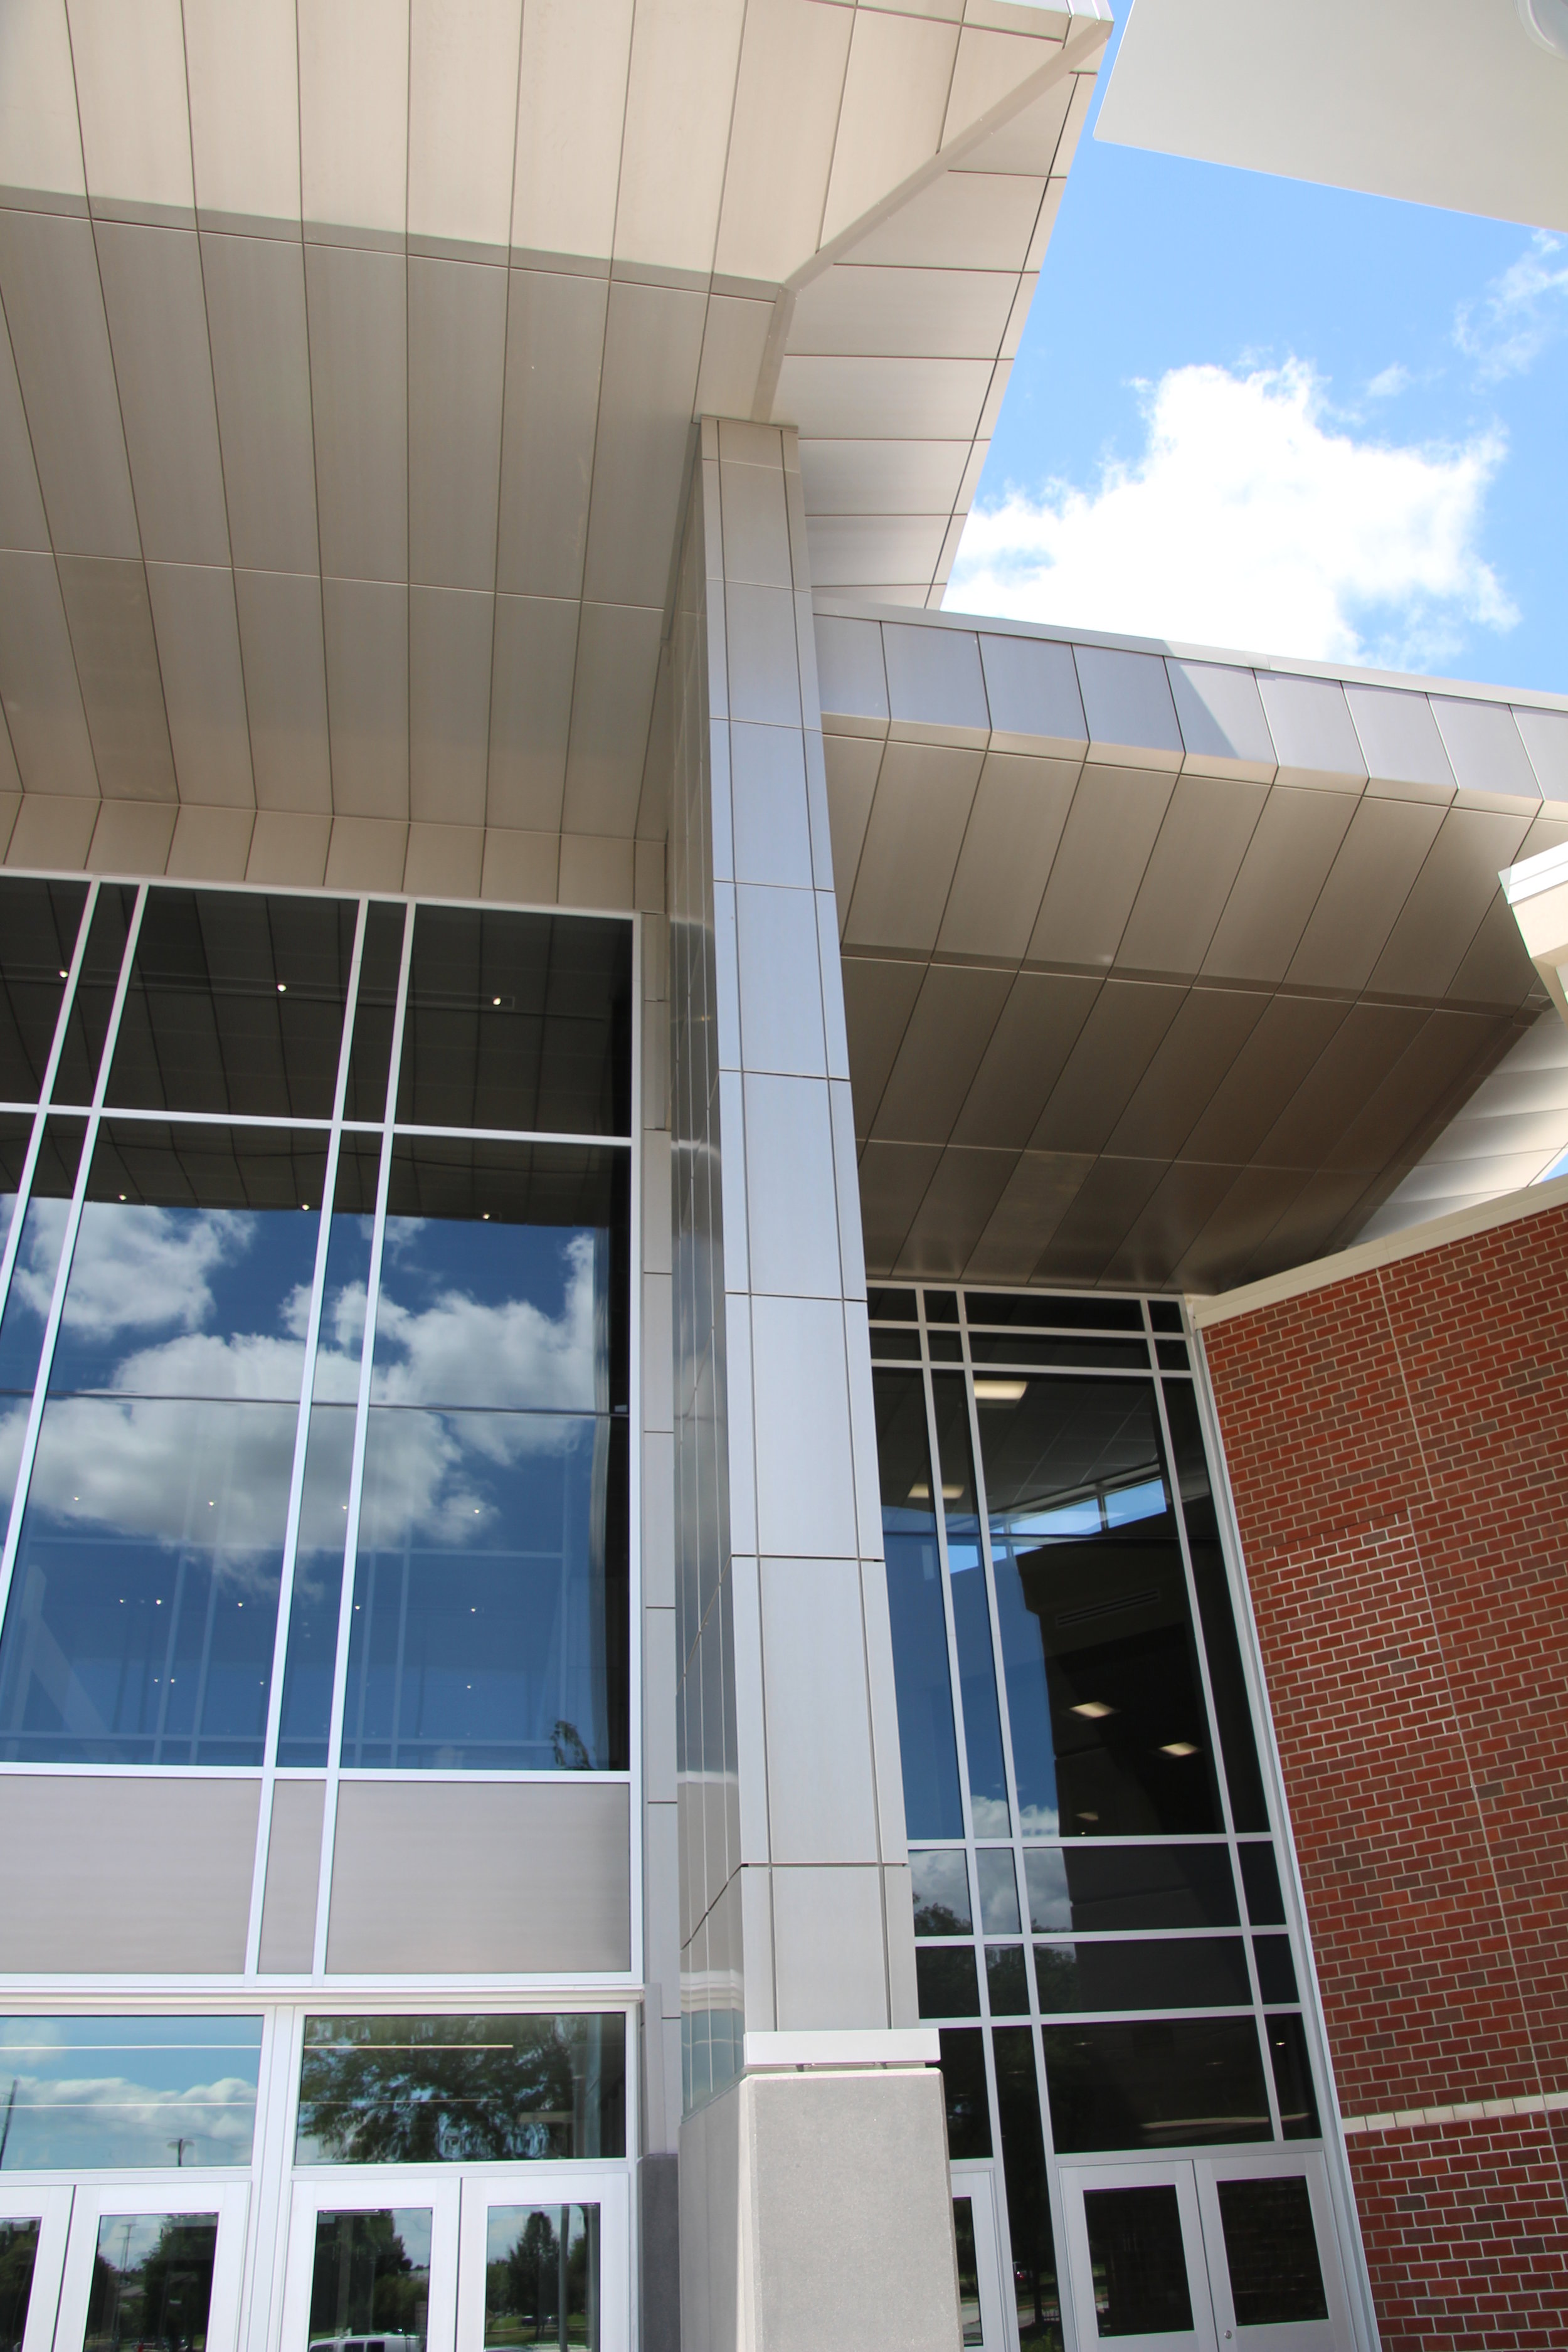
1217;2176;1328;2320
987;1946;1029;2016
978;1379;1222;1838
1043;2020;1271;2151
277;1404;354;1767
0;1120;85;1401
483;2205;600;2351
970;1337;1149;1372
86;2215;218;2352
343;901;407;1122
1148;1302;1184;1334
911;1848;972;1937
0;1114;30;1263
1081;2185;1192;2336
933;1376;1008;1835
928;1332;963;1363
0;2016;261;2168
1239;1844;1285;1926
1253;1935;1299;2005
923;1290;958;1323
917;1946;980;2020
294;2015;625;2163
1155;1340;1190;1371
0;879;87;1102
51;886;136;1106
1032;1938;1251;2013
993;2028;1061;2348
1267;2015;1320;2137
869;1328;921;1361
874;1372;963;1840
866;1288;918;1322
1162;1383;1268;1830
396;908;631;1136
107;889;356;1118
953;2198;982;2351
936;2029;990;2160
307;2209;430;2351
1024;1845;1239;1934
0;2218;39;2351
966;1295;1143;1333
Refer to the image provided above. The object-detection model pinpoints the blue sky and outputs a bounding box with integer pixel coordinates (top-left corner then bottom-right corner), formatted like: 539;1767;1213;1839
948;13;1568;694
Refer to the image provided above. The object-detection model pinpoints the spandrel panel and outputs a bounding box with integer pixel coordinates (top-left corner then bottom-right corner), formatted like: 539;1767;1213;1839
873;1370;963;1840
0;2016;261;2169
50;885;137;1108
933;1374;1009;1835
106;889;356;1118
294;2015;625;2163
0;878;88;1103
1044;2018;1272;2151
977;1378;1222;1838
395;908;632;1136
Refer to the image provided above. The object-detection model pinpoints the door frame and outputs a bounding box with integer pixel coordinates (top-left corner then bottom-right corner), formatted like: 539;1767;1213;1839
278;2175;462;2352
51;2179;252;2352
1057;2159;1216;2352
949;2165;1010;2352
0;2185;73;2352
455;2168;630;2352
1192;2148;1353;2349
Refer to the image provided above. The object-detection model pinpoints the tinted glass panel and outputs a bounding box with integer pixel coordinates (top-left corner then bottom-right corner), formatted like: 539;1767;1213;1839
866;1289;917;1322
1267;2015;1321;2138
294;2015;625;2162
928;1332;963;1362
1024;1845;1239;1934
1148;1303;1184;1333
969;1337;1148;1372
1032;1937;1251;2013
874;1372;963;1840
1155;1340;1189;1370
343;901;407;1123
911;1848;972;1937
277;1404;354;1767
0;2218;39;2352
0;1120;85;1401
1081;2185;1192;2337
0;880;87;1102
1239;1844;1285;1926
0;2017;260;2168
979;1380;1222;1838
916;1947;980;2020
987;1946;1029;2016
870;1328;921;1361
923;1291;958;1323
1217;2176;1328;2321
933;1377;1008;1835
992;2029;1061;2348
1162;1384;1268;1829
965;1295;1143;1332
307;2209;430;2352
483;2204;599;2352
107;889;356;1117
1253;1935;1299;2005
976;1849;1021;1934
953;2200;982;2351
396;909;631;1136
50;885;134;1107
87;2215;217;2352
1043;2020;1271;2151
0;1115;29;1264
936;2030;990;2160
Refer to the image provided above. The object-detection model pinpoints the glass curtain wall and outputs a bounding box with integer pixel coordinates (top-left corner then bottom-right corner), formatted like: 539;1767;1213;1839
872;1286;1319;2351
0;880;632;1777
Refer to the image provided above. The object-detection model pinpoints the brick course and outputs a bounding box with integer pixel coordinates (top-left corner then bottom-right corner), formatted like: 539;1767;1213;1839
1202;1201;1568;2348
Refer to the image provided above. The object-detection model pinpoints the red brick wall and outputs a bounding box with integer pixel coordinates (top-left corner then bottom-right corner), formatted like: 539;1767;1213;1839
1200;1200;1568;2351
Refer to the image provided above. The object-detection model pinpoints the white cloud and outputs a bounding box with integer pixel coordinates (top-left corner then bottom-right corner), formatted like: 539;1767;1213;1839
1456;230;1568;382
1366;363;1411;399
371;1228;600;1412
947;359;1515;669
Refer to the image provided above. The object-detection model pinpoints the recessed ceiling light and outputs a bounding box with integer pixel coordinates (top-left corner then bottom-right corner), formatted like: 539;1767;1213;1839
973;1377;1027;1403
277;982;287;992
1160;1740;1199;1758
908;1481;931;1501
1071;1700;1116;1720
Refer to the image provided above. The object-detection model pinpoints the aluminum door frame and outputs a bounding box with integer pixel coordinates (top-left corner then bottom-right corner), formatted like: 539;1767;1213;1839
277;2175;462;2352
53;2180;251;2352
950;2165;1010;2352
1193;2149;1352;2349
1057;2158;1218;2352
0;2186;73;2352
455;2168;630;2352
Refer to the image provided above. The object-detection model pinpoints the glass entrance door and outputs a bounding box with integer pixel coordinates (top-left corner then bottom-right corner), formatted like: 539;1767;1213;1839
50;2185;250;2352
949;2171;1007;2352
1058;2154;1349;2349
0;2189;71;2352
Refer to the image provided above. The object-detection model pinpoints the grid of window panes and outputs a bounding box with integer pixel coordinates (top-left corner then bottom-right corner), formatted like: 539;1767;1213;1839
871;1283;1322;2351
0;877;632;1774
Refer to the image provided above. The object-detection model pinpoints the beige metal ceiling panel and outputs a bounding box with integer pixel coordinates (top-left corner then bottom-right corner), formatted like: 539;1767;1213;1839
615;0;746;273
803;440;972;517
1513;808;1568;862
406;0;522;253
510;0;631;262
0;726;18;800
717;455;793;593
1073;644;1183;770
232;570;332;814
0;209;138;558
1448;890;1547;1010
581;281;706;610
1366;804;1532;1000
713;0;851;284
937;750;1078;959
822;733;882;916
1179;994;1351;1166
1285;793;1446;990
297;0;408;241
840;955;926;1131
842;739;983;952
820;8;958;248
1116;774;1269;975
1039;1155;1167;1283
0;0;86;205
305;244;408;583
494;269;607;601
694;295;772;420
561;600;662;836
1515;709;1568;802
871;963;1014;1145
0;300;49;551
326;813;408;891
1167;659;1275;781
1255;670;1366;790
404;818;483;900
964;1147;1094;1283
144;561;255;808
943;23;1060;146
999;272;1038;360
808;517;951;592
841;172;1046;270
790;267;1019;360
0;548;98;795
410;585;493;830
856;1137;943;1275
408;257;507;591
183;0;301;228
1239;1169;1379;1285
1105;985;1270;1161
951;968;1101;1152
1199;785;1357;983
1101;1160;1242;1293
56;554;176;802
1429;694;1539;805
166;803;255;881
1026;763;1175;966
882;620;989;742
1030;978;1186;1156
1170;1165;1308;1295
1344;681;1455;795
1023;176;1065;271
950;50;1074;172
777;354;995;441
86;795;176;875
1325;1007;1506;1177
7;793;99;871
201;232;319;576
1253;1001;1427;1170
894;1146;1018;1278
320;576;409;818
246;808;331;887
977;632;1085;754
66;0;193;218
93;223;230;567
485;591;579;834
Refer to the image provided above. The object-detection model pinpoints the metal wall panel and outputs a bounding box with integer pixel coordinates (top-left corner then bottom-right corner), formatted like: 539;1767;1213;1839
202;231;320;575
56;553;177;799
0;208;139;557
94;220;230;565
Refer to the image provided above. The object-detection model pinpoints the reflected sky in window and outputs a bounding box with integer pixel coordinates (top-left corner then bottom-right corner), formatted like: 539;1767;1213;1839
0;2017;261;2170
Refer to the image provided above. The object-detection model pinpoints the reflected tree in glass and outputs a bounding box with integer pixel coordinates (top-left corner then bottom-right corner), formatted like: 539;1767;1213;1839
295;2018;625;2165
307;2211;430;2352
84;2215;218;2352
484;2206;598;2352
0;2221;40;2352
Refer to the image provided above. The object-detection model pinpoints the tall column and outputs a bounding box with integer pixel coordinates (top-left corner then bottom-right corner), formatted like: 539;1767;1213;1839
666;418;958;2352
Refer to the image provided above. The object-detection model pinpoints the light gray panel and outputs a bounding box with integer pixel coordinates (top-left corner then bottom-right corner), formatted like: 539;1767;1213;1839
0;295;50;550
750;1296;858;1560
718;455;792;593
1200;785;1358;984
977;633;1086;753
410;583;492;828
937;750;1078;959
258;1779;325;1973
486;591;579;832
1167;659;1276;776
0;209;139;557
327;1780;631;1973
882;622;988;738
201;230;320;576
724;584;802;729
1513;707;1568;802
495;268;608;600
93;221;230;566
1256;670;1365;787
801;440;968;518
0;548;99;793
1073;644;1183;761
736;882;828;1078
814;617;889;727
760;1559;879;1864
87;798;177;875
872;963;1014;1147
0;1775;258;1972
304;242;408;583
730;722;813;890
56;554;178;801
234;569;333;813
1026;764;1175;966
768;1866;888;2028
322;576;409;818
789;265;1015;359
1366;804;1531;999
743;1073;842;1298
1116;773;1269;975
7;797;100;872
1429;695;1539;801
842;171;1045;269
1345;682;1455;792
581;279;707;610
167;802;255;880
561;600;662;836
408;255;507;591
843;739;982;953
146;561;255;807
1285;794;1447;992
